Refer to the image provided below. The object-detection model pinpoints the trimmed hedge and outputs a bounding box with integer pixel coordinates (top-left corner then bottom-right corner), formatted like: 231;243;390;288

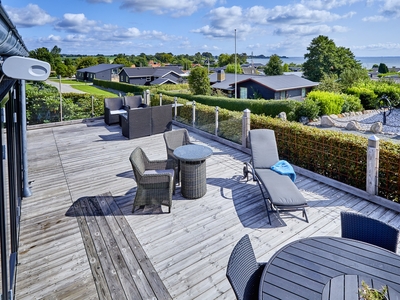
160;91;301;121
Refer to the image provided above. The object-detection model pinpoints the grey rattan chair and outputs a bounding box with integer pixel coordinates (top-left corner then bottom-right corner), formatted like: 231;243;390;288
341;211;399;252
226;234;265;300
163;128;192;184
129;147;175;213
104;97;124;125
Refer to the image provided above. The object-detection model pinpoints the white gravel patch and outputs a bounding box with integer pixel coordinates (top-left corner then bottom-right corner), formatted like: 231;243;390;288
309;109;400;136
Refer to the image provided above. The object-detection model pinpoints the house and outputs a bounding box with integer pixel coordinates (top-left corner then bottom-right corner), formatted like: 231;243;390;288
76;64;124;82
118;66;185;86
241;66;259;75
209;70;318;99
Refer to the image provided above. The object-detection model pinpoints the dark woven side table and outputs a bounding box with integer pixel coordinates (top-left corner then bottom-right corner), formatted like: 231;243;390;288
173;144;213;199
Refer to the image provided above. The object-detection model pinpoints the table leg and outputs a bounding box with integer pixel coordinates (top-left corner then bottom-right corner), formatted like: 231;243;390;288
180;160;207;199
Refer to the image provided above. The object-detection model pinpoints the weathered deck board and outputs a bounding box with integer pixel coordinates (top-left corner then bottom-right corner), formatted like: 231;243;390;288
14;120;400;299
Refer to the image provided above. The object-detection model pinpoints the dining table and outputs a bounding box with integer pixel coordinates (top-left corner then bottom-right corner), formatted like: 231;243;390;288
259;236;400;299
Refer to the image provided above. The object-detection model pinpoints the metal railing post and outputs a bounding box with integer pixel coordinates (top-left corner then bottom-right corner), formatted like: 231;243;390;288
242;109;251;148
366;135;379;195
174;97;178;121
215;106;219;136
159;93;162;106
192;101;196;128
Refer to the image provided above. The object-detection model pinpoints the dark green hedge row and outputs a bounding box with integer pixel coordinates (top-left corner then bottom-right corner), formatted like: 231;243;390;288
160;91;301;120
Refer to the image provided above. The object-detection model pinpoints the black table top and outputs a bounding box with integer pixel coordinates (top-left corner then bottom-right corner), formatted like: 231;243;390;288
173;144;212;162
259;237;400;299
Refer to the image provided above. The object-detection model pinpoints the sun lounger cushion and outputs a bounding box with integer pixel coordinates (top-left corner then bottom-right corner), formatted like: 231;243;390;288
254;168;306;207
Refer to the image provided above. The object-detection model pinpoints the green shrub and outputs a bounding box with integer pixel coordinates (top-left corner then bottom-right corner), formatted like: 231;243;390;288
341;94;363;113
295;99;320;121
306;90;344;115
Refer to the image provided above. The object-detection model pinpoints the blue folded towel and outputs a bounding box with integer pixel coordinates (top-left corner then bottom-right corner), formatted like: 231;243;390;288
271;160;296;182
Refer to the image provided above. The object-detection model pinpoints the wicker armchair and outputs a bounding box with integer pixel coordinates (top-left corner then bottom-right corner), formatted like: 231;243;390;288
104;97;124;125
341;211;399;252
226;234;266;300
129;147;175;213
163;128;192;184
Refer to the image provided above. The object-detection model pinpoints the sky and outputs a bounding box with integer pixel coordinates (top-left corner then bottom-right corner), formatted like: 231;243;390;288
5;0;400;57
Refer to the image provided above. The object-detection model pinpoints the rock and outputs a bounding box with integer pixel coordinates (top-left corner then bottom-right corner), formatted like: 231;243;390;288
345;121;361;131
299;116;309;124
320;115;335;127
277;112;287;121
370;122;383;133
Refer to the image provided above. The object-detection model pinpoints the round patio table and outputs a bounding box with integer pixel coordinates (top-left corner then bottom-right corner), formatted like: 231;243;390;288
259;236;400;299
173;144;212;199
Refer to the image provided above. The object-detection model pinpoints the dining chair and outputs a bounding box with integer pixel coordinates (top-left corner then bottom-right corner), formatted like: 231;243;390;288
226;234;266;300
163;128;192;184
129;147;175;213
341;211;399;252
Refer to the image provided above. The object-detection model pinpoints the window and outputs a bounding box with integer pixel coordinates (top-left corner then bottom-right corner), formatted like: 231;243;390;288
146;76;151;82
126;76;128;83
240;87;247;99
302;88;306;97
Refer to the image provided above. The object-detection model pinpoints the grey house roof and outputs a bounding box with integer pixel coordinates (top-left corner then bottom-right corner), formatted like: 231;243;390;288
209;73;262;90
150;78;177;85
234;74;318;91
209;73;318;92
122;66;184;77
77;64;124;73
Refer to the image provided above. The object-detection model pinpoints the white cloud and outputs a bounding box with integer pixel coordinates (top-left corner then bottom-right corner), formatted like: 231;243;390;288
120;0;217;17
55;13;97;33
380;0;400;17
246;4;344;25
352;42;400;50
274;24;348;36
301;0;362;10
362;15;388;21
192;6;253;38
5;4;56;28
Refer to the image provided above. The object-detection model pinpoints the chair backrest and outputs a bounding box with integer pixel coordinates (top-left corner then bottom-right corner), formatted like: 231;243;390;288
163;129;191;153
104;97;123;110
226;234;263;300
124;95;142;108
129;147;147;180
249;129;279;169
341;211;399;252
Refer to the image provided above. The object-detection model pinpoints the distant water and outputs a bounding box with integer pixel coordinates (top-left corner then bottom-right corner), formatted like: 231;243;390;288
249;57;400;69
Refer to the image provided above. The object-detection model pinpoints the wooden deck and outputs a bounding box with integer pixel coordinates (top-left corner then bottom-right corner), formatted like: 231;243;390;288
15;119;400;299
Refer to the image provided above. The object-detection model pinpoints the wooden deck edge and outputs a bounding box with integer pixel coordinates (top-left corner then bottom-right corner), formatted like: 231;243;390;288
294;166;400;213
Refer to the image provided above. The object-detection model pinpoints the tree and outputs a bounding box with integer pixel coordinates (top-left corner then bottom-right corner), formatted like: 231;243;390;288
188;67;210;95
29;47;55;69
264;54;283;75
75;56;98;70
303;35;362;82
225;64;243;74
113;56;131;67
339;68;369;90
378;63;389;73
96;56;108;64
217;53;232;67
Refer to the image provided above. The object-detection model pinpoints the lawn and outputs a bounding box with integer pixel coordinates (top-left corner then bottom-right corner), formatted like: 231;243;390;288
71;85;119;97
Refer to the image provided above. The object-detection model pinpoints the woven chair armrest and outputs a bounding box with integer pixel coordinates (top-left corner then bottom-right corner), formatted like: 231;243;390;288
146;160;170;170
140;173;173;184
